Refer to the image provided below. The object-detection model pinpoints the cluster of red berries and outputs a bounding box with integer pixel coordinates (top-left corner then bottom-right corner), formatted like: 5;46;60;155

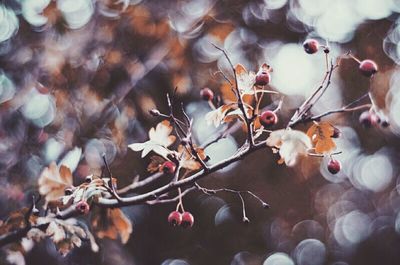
359;110;389;128
303;39;378;77
168;210;194;228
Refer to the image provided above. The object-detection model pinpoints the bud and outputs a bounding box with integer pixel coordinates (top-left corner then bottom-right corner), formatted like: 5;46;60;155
149;109;161;117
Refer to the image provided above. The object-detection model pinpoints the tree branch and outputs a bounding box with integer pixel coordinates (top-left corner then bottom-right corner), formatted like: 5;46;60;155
97;140;268;207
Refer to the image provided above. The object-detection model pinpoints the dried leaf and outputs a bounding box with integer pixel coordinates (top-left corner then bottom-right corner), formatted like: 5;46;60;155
306;122;336;154
38;217;88;256
38;162;73;203
235;64;256;97
205;104;233;127
177;145;207;171
0;208;38;235
147;156;166;173
91;208;133;244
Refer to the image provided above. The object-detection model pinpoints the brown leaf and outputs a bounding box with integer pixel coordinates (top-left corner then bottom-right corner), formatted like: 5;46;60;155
177;145;208;171
0;208;38;235
91;208;132;244
38;162;74;203
147;156;166;173
37;217;88;256
220;82;236;103
306;122;336;154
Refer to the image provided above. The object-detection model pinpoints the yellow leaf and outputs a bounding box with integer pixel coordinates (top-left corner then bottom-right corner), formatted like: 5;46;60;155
306;122;336;154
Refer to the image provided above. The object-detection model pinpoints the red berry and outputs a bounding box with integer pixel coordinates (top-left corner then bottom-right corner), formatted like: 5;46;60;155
259;110;278;127
359;59;378;77
168;211;182;226
200;88;214;101
180;211;194;228
161;161;176;175
75;201;90;215
359;111;378;128
255;71;271;86
327;159;341;174
303;39;319;54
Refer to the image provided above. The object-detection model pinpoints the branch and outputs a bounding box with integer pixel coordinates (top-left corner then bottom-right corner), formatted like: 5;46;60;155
212;43;254;147
300;93;371;123
288;61;337;127
0;206;77;248
97;140;268;207
145;186;197;205
117;172;163;194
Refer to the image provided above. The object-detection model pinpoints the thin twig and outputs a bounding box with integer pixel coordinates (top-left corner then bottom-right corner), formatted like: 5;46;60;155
212;43;254;147
97;140;268;207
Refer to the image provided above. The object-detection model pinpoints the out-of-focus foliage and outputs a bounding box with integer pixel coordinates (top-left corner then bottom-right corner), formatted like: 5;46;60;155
1;0;400;265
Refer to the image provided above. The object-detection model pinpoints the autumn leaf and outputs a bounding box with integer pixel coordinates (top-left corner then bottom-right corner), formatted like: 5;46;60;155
128;120;176;158
223;107;253;124
38;162;73;203
236;64;256;96
306;122;336;154
0;208;37;235
91;208;133;244
36;216;96;256
205;104;233;127
177;145;208;171
61;176;109;205
147;156;166;173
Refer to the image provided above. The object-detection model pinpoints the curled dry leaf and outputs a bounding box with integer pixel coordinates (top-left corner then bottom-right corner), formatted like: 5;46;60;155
37;216;91;256
223;106;253;123
0;208;38;235
220;82;253;106
38;162;73;203
62;176;109;205
128;120;176;158
236;64;256;95
177;145;207;171
266;129;312;167
306;122;336;154
147;156;166;173
90;208;132;244
205;104;233;127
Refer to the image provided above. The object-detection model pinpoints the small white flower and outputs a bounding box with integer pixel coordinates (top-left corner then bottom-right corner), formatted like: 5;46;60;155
128;120;176;158
266;129;312;167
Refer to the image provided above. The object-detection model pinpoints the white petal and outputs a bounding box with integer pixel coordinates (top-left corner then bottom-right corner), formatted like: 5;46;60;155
128;142;145;151
141;145;153;157
152;145;170;158
59;147;82;172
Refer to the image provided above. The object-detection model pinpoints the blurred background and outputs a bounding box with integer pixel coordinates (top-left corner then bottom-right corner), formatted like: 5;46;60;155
1;0;400;264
